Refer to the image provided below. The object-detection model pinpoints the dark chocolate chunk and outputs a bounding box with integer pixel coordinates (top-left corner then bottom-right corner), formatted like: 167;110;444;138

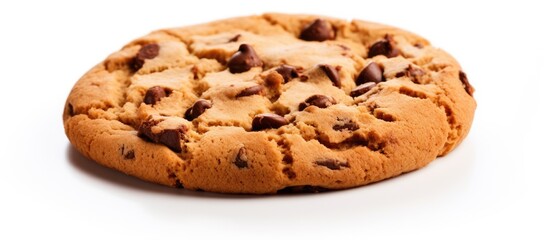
138;119;186;153
234;147;249;169
144;86;171;105
298;95;336;111
459;70;475;96
236;85;264;98
333;118;359;131
315;158;350;170
350;82;376;98
252;113;288;131
184;99;212;121
227;44;263;73
133;43;160;70
319;64;341;88
356;62;384;85
367;35;400;58
275;65;299;82
299;19;335;42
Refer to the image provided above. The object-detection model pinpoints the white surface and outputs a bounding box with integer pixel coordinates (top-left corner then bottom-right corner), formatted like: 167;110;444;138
1;1;548;239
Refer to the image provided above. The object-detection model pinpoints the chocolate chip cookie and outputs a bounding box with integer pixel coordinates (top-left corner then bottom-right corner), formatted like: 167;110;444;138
63;13;476;194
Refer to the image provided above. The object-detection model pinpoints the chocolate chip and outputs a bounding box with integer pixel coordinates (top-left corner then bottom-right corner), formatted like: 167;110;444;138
367;35;399;58
315;158;350;170
119;145;135;160
298;95;336;111
282;155;294;164
396;65;425;82
133;43;160;70
459;70;475;96
168;173;184;188
350;82;376;98
158;129;184;152
143;86;171;105
174;179;184;189
138;120;157;140
275;65;299;82
228;34;241;43
252;113;288;131
138;119;187;153
236;85;264;98
277;185;329;194
299;19;335;42
67;103;74;116
333;118;359;131
283;167;296;179
356;62;384;85
408;67;425;78
184;99;212;121
124;150;135;160
227;44;263;73
234;147;248;169
319;64;340;88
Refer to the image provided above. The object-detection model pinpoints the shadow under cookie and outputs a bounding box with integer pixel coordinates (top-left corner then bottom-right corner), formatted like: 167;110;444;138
66;144;342;198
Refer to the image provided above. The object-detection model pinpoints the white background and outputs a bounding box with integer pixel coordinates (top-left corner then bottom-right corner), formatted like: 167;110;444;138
1;0;548;239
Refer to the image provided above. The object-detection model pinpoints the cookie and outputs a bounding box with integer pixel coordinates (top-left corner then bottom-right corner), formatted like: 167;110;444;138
63;13;476;194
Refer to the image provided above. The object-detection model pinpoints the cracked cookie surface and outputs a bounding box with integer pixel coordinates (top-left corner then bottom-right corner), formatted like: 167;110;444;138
63;13;476;194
